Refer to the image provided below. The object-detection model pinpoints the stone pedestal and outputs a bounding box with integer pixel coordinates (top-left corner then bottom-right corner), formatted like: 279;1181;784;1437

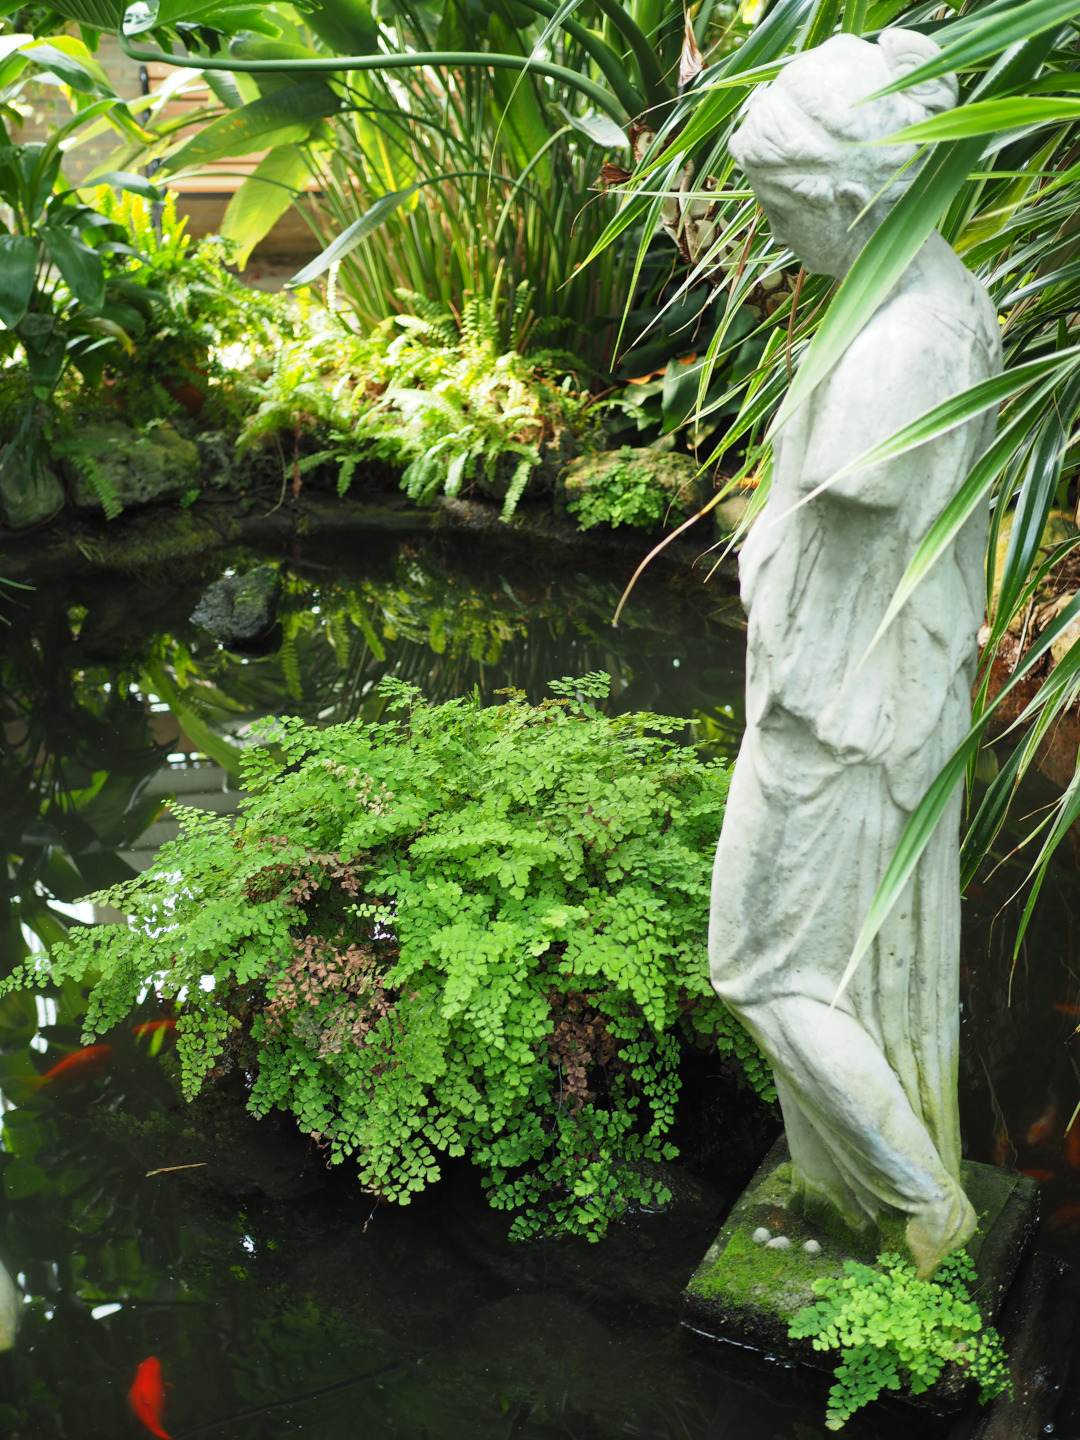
682;1136;1039;1414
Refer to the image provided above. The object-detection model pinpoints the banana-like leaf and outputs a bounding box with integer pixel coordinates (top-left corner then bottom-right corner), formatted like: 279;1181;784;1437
26;38;113;95
0;235;39;330
142;664;242;775
221;143;310;268
162;82;343;174
889;96;1080;144
286;185;417;288
40;226;105;310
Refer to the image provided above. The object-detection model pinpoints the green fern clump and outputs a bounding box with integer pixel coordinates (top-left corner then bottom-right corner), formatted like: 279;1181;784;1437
14;675;767;1239
239;285;594;520
789;1251;1011;1430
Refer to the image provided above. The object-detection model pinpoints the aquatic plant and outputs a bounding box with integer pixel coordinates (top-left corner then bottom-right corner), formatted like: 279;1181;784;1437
9;674;770;1239
788;1251;1010;1430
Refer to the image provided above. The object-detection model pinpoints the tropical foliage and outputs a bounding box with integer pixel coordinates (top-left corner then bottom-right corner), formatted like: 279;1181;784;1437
238;283;595;519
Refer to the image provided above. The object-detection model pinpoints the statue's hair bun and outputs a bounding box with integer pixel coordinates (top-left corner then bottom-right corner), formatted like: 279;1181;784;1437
877;27;958;116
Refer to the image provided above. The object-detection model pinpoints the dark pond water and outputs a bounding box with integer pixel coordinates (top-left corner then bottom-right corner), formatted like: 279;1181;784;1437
1;526;1079;1439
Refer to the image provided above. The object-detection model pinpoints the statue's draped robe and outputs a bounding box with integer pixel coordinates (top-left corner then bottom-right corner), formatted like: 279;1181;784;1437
709;234;1001;1225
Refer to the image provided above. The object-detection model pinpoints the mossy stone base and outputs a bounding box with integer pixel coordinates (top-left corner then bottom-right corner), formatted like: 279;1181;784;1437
683;1135;1038;1414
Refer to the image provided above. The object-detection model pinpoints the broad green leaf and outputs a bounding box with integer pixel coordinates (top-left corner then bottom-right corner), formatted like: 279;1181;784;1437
81;169;164;200
561;108;628;149
288;186;419;288
889;97;1080;144
26;37;113;95
163;82;343;173
0;235;38;330
221;143;310;268
41;226;105;310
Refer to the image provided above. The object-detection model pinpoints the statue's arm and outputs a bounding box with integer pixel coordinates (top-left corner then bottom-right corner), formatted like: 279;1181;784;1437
796;309;969;513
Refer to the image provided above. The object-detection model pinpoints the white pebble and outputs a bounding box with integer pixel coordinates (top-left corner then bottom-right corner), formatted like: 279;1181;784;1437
802;1240;821;1255
765;1236;791;1250
751;1227;771;1244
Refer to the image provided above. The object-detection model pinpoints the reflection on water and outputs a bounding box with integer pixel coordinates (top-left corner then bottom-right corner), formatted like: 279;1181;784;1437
2;531;1080;1436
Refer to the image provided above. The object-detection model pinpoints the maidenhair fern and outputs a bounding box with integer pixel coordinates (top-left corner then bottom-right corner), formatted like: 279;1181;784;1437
789;1251;1011;1430
9;675;770;1239
238;285;593;520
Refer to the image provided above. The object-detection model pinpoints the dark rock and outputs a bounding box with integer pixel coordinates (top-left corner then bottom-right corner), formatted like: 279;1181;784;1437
476;427;580;502
195;429;233;489
682;1134;1040;1415
0;451;65;529
191;563;282;648
64;421;201;510
948;1251;1079;1440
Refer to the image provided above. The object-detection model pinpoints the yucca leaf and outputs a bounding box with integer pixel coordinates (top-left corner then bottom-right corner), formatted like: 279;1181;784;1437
768;138;984;435
835;585;1080;1009
871;0;1080;98
888;97;1080;144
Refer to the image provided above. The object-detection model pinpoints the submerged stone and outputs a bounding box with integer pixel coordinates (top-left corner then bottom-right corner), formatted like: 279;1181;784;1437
682;1135;1039;1414
65;421;200;511
191;564;282;649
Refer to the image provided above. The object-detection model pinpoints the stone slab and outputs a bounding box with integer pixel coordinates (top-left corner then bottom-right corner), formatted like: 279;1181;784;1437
682;1135;1039;1414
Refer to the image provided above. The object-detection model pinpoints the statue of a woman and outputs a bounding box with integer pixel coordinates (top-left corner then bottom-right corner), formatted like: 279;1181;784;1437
710;30;1001;1277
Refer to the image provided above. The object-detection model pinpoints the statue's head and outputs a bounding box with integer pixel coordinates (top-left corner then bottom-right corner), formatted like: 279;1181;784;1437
730;30;957;277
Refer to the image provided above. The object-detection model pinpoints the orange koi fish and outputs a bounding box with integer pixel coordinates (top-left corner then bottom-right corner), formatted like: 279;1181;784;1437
993;1126;1011;1167
1054;1003;1080;1017
132;1020;176;1037
1019;1169;1054;1184
1026;1105;1058;1147
129;1356;170;1438
1066;1123;1080;1170
41;1045;111;1086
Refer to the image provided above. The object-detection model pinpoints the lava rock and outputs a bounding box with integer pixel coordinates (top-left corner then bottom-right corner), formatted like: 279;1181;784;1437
191;564;282;648
65;421;201;510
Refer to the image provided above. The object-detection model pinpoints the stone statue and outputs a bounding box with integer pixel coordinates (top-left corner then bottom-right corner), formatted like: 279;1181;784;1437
709;30;1002;1277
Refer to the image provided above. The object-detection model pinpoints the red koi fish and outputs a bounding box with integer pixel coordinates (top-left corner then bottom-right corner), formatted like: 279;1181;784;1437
1066;1123;1080;1170
41;1045;111;1086
1054;1003;1080;1017
1019;1168;1054;1184
129;1356;170;1438
1026;1105;1058;1147
132;1020;175;1037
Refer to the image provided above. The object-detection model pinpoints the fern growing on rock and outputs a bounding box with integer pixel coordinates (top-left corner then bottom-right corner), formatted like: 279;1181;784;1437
9;675;768;1238
239;285;594;520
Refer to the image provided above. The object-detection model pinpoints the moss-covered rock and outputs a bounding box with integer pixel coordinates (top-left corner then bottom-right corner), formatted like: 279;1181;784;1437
561;446;711;530
63;421;201;512
0;452;65;530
